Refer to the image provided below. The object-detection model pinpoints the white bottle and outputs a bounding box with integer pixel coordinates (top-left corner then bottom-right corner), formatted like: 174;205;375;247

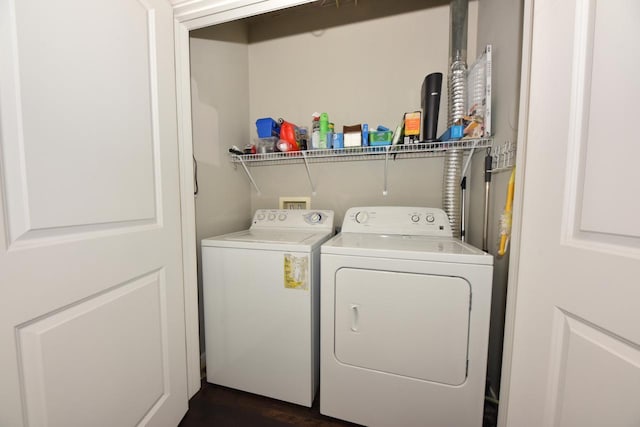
311;112;320;149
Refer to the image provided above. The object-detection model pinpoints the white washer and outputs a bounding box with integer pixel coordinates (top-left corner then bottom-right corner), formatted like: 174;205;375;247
320;207;493;427
202;209;334;407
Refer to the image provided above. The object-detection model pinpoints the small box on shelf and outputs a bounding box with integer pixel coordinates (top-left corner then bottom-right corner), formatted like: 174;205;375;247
369;130;393;146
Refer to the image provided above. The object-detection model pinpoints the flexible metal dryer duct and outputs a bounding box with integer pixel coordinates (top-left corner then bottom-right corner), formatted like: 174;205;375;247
443;149;464;238
443;0;468;238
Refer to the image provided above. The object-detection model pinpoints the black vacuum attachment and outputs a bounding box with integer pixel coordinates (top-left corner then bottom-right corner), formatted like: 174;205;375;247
421;72;443;142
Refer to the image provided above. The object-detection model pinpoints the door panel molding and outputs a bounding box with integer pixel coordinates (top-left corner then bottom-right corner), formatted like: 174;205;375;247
562;0;640;258
562;0;640;257
6;220;160;251
16;269;170;427
0;0;30;248
544;308;640;426
1;0;171;248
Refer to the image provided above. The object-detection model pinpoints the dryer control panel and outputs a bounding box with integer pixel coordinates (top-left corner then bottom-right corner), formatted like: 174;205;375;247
342;207;452;236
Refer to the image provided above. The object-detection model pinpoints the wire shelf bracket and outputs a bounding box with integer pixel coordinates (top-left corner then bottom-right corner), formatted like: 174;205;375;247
301;152;317;195
236;155;262;195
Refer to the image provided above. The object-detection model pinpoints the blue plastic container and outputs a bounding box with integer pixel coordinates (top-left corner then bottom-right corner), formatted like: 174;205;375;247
438;125;464;141
255;118;279;138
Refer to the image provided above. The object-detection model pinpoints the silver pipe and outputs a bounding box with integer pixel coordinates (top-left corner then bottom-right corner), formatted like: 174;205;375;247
483;181;490;251
482;151;492;252
442;149;463;238
443;0;468;239
461;177;467;241
447;0;468;127
448;62;467;128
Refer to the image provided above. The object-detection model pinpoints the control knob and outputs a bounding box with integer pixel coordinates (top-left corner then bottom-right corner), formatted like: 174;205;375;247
308;212;322;224
355;211;369;224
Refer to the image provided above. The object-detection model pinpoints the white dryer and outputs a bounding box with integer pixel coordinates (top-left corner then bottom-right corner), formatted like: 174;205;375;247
202;209;334;407
320;207;493;427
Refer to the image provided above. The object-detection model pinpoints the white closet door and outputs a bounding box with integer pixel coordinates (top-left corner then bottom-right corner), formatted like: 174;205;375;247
503;1;640;426
0;1;188;426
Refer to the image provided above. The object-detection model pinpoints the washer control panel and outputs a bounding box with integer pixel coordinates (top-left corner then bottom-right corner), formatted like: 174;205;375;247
342;207;452;236
252;209;334;231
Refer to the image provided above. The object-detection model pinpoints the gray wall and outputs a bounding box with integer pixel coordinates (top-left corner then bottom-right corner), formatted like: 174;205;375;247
470;0;524;396
246;0;479;221
190;22;253;359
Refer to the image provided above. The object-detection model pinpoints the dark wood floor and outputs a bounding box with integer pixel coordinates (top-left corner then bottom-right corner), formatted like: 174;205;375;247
179;381;498;427
178;381;360;427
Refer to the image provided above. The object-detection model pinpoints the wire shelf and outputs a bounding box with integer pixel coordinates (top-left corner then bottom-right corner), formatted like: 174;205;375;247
230;138;493;166
490;140;516;173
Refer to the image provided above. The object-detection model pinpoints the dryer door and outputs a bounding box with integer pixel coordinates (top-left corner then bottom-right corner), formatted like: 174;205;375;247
334;268;470;385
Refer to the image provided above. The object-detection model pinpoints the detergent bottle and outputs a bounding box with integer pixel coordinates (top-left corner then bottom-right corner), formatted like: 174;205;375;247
277;119;300;152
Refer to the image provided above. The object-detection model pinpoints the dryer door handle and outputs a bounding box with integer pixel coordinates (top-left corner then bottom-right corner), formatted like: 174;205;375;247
350;304;359;332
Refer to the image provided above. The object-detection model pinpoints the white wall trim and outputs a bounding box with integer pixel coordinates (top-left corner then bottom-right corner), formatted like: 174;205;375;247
174;18;201;398
172;0;317;399
173;0;314;28
496;0;534;425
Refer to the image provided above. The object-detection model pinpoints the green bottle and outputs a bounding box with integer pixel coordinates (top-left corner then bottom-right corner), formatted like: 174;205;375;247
319;112;329;149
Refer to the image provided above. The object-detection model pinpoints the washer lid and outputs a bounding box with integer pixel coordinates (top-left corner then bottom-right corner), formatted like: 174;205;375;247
322;233;493;265
202;229;333;251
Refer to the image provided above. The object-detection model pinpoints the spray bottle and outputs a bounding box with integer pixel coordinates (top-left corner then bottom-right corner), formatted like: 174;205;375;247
311;113;320;149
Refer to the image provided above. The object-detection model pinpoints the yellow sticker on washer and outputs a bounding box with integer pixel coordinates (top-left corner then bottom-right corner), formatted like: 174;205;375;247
284;254;309;290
